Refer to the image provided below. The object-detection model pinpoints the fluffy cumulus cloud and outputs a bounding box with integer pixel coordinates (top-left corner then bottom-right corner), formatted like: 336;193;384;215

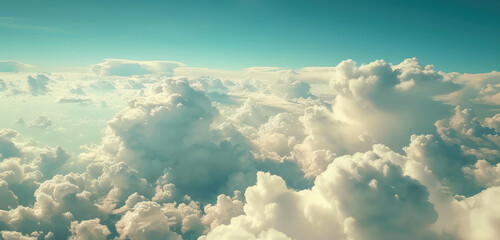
201;147;442;240
115;201;182;240
326;58;459;151
69;218;110;240
436;71;500;107
0;58;499;240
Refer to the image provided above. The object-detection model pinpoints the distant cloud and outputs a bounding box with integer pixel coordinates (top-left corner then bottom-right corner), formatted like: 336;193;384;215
69;87;86;95
91;59;185;76
13;118;25;125
0;79;6;91
436;71;500;106
0;17;64;32
27;74;50;95
69;218;110;240
57;96;93;105
0;60;32;72
28;116;53;129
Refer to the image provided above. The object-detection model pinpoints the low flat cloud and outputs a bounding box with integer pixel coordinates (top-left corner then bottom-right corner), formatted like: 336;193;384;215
91;59;185;76
0;60;32;72
57;96;93;105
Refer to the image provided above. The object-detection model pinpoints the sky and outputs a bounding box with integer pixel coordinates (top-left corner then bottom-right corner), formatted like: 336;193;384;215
1;0;499;72
0;1;500;240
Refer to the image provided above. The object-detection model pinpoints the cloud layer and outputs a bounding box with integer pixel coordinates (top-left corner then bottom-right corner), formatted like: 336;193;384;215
0;58;499;240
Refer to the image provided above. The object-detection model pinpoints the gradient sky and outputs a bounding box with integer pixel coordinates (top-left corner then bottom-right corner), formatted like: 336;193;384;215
1;0;499;72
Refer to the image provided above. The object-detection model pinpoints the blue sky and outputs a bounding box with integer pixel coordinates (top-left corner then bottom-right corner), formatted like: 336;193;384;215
0;0;499;72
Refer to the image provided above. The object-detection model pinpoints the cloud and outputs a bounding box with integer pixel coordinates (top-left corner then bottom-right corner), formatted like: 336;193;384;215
91;59;185;76
69;87;86;95
28;116;53;129
327;58;459;151
57;96;93;105
0;179;18;210
463;160;500;187
69;218;110;240
0;60;32;72
95;78;309;201
0;79;7;91
484;113;500;131
27;74;50;95
0;17;63;32
436;71;500;107
201;192;244;232
0;231;38;240
115;201;182;240
435;106;499;162
0;58;499;240
202;153;440;240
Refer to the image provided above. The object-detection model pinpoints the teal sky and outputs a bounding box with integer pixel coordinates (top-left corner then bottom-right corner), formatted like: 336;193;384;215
0;0;499;73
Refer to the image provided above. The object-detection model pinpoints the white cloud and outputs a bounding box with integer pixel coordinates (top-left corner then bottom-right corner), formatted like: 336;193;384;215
202;153;439;240
28;116;53;129
436;71;500;107
484;113;500;131
435;106;499;162
69;218;110;240
201;192;244;232
27;74;50;95
463;160;500;187
115;201;182;240
0;231;37;240
91;59;185;76
57;96;94;105
328;58;458;151
0;60;32;72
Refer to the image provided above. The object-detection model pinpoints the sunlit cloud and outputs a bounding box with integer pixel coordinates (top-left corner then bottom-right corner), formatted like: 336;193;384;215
0;57;498;239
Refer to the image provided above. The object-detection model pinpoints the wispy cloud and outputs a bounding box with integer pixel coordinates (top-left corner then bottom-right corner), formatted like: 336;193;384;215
0;16;66;32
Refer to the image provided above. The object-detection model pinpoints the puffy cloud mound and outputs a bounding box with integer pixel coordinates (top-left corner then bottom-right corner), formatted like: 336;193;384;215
436;71;500;107
201;192;244;232
97;78;309;201
104;78;253;198
327;58;458;151
69;218;110;240
0;231;38;240
0;57;499;240
202;149;440;240
115;201;182;240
